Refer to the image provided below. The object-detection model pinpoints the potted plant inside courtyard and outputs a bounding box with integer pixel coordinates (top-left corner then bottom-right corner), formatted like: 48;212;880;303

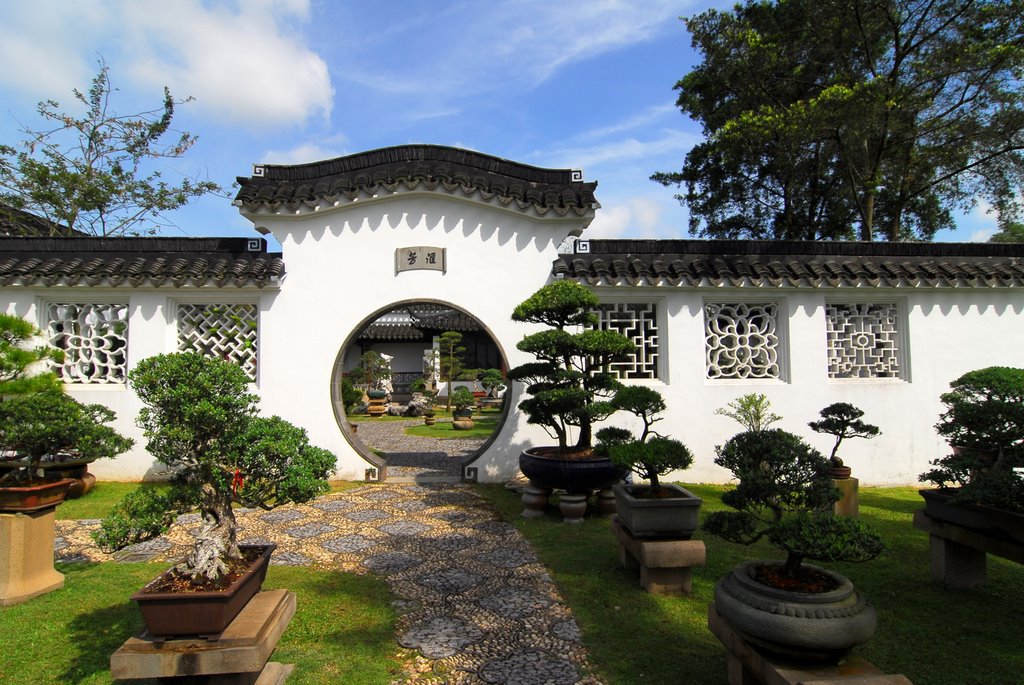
409;377;439;425
919;366;1024;543
704;411;884;663
596;385;700;538
507;280;635;518
450;386;476;430
95;352;335;638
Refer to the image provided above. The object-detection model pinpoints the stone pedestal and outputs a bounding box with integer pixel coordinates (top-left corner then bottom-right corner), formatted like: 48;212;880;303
111;589;296;684
595;488;616;516
0;508;64;606
708;602;912;685
558;493;588;524
611;515;706;594
521;484;552;518
833;478;859;517
913;510;1024;590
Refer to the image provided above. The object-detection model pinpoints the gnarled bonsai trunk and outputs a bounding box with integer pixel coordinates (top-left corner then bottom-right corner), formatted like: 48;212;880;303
176;483;241;582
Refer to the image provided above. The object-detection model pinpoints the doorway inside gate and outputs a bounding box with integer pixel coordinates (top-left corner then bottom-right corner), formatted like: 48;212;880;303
331;300;509;483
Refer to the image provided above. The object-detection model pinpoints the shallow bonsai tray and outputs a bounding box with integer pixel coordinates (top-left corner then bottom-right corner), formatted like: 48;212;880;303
130;544;276;640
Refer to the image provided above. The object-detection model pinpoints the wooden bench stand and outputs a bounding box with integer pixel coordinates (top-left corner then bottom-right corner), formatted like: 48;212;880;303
708;602;912;685
111;589;296;684
610;515;706;594
913;510;1024;589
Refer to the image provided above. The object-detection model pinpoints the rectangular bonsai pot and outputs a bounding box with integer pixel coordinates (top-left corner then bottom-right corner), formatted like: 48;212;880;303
131;544;276;639
613;483;702;539
0;479;75;513
919;489;1024;545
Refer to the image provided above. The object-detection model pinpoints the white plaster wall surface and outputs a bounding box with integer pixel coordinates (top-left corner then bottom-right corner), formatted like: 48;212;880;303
250;192;587;482
595;286;1024;486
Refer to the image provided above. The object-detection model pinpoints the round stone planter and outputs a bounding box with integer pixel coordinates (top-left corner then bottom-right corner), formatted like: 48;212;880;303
713;560;876;663
519;447;624;495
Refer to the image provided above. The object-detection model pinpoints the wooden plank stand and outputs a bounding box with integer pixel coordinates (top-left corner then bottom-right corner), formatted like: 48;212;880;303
111;589;296;684
913;509;1024;590
610;515;706;594
708;602;912;685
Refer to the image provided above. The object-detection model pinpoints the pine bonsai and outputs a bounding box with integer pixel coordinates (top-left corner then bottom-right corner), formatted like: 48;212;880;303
95;352;335;582
596;386;693;492
0;313;63;397
507;280;635;455
808;402;880;473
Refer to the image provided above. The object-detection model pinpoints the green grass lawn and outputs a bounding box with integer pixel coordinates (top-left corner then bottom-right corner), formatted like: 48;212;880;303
475;483;1024;685
16;482;1024;684
0;563;401;685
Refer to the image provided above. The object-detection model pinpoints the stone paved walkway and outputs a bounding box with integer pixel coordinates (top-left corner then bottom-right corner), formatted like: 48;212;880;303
351;418;484;482
54;428;600;684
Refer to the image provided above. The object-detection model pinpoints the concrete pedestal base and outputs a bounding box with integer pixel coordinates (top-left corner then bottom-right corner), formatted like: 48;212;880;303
913;510;1024;590
0;508;64;606
708;602;911;685
111;589;296;684
611;515;706;594
833;478;859;517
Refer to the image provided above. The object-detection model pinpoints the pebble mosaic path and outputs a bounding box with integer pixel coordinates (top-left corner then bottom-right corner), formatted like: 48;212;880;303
54;422;601;684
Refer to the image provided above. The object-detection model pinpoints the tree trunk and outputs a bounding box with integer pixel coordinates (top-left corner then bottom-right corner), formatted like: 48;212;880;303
176;482;241;582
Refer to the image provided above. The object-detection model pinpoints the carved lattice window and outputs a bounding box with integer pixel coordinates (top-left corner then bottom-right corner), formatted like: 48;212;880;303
704;303;781;380
177;304;259;380
46;303;129;384
594;303;658;379
826;303;901;379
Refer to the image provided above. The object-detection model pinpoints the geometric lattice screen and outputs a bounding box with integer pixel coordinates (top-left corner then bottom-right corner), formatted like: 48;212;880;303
704;302;781;380
46;303;129;384
826;303;901;379
594;303;658;379
177;304;258;380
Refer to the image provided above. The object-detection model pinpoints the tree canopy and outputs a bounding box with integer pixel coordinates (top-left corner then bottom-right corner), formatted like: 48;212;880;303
653;0;1024;242
0;60;221;237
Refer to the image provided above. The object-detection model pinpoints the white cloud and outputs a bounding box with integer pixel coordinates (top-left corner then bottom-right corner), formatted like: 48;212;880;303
0;0;333;128
261;139;350;166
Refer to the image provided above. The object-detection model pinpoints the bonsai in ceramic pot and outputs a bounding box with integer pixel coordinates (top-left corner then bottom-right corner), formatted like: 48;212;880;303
704;426;884;662
95;352;335;638
919;366;1024;540
808;403;880;480
596;385;700;538
450;386;476;430
508;281;634;503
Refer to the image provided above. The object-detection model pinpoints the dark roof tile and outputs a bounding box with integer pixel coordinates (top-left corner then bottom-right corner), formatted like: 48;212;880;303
234;145;598;217
0;237;283;289
553;239;1024;288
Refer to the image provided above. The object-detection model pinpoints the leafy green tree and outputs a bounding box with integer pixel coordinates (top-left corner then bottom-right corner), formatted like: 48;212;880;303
0;313;63;396
989;219;1024;243
655;0;1024;242
0;59;221;237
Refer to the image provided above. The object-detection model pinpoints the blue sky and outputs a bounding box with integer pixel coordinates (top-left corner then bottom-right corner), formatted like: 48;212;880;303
0;0;1000;246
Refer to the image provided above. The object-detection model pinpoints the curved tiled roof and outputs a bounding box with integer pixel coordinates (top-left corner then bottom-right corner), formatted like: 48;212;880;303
553;240;1024;288
234;145;598;218
0;237;284;288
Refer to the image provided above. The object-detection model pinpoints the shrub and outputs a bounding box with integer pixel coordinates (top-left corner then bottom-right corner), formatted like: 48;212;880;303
705;428;883;576
921;366;1024;511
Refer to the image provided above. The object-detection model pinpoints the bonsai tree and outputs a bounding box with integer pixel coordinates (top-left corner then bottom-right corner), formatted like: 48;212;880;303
340;376;364;413
408;377;438;417
808;403;880;473
95;352;335;582
438;331;469;411
596;386;693;493
450;386;476;416
921;366;1024;512
349;351;392;393
0;388;133;485
0;313;63;397
704;428;884;579
507;280;635;455
478;368;506;398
